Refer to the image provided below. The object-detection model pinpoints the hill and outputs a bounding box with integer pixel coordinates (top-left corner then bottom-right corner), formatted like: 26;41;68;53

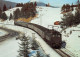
29;0;46;6
0;0;17;9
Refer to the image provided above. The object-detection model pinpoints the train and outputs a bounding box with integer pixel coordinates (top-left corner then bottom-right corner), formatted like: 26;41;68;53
14;21;62;49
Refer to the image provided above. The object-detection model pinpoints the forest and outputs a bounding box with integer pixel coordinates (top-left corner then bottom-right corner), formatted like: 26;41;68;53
61;1;80;28
0;2;37;21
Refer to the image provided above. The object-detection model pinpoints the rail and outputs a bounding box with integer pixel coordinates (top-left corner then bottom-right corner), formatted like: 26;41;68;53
0;27;19;42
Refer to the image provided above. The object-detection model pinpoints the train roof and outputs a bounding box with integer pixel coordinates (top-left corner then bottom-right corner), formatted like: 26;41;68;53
28;23;61;34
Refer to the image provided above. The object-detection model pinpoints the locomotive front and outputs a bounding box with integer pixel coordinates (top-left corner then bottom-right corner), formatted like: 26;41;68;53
50;30;62;49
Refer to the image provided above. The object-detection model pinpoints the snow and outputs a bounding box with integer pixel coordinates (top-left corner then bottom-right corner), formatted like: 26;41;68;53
0;6;80;57
29;50;37;57
0;29;8;36
31;6;62;28
0;23;61;57
0;7;21;24
62;25;80;57
5;7;22;17
0;37;20;57
30;0;40;2
31;6;80;57
31;6;62;31
26;28;61;57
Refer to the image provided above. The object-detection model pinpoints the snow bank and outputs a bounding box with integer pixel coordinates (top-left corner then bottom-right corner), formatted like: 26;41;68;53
0;29;8;36
0;37;20;57
62;24;80;57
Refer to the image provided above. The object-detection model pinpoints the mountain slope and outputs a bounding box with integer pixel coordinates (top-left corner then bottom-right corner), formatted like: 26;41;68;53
29;0;46;6
36;2;46;6
0;0;17;9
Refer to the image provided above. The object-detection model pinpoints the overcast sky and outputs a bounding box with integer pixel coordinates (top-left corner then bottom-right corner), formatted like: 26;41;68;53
5;0;78;7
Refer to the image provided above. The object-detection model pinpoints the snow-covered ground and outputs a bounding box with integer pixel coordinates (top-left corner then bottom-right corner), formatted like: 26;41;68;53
0;24;61;57
5;7;21;17
0;37;20;57
31;6;80;57
31;6;62;31
0;6;80;57
0;29;8;36
62;24;80;57
0;25;60;57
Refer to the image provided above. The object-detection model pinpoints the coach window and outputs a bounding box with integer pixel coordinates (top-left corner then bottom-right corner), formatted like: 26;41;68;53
53;35;55;37
58;35;60;37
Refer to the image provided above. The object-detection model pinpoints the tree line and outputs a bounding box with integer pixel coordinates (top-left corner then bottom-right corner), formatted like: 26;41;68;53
61;4;80;28
0;7;7;20
61;4;74;12
0;4;11;12
0;4;12;20
61;0;80;12
61;0;80;29
0;2;37;21
13;2;37;20
16;2;37;7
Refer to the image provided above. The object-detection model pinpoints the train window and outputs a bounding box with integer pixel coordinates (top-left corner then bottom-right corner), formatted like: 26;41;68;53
53;35;60;37
58;35;60;37
46;36;50;40
53;35;55;37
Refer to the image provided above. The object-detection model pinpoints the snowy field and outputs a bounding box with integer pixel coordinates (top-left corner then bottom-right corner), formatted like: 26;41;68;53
62;25;80;57
0;37;20;57
31;6;62;31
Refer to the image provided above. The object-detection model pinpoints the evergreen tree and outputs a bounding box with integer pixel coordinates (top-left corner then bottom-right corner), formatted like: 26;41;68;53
13;2;37;19
34;2;37;6
9;13;12;20
31;40;39;50
13;8;21;19
61;13;74;28
0;7;2;14
0;12;7;20
9;6;11;9
65;4;70;12
18;34;29;57
16;3;23;7
71;3;74;11
74;8;80;25
61;8;80;28
61;4;66;12
3;4;7;11
0;7;2;18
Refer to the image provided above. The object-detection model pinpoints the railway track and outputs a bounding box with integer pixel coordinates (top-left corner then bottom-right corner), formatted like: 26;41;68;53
54;49;71;57
0;27;19;42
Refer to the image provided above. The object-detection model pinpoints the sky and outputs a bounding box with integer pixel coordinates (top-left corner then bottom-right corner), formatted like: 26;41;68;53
5;0;78;7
